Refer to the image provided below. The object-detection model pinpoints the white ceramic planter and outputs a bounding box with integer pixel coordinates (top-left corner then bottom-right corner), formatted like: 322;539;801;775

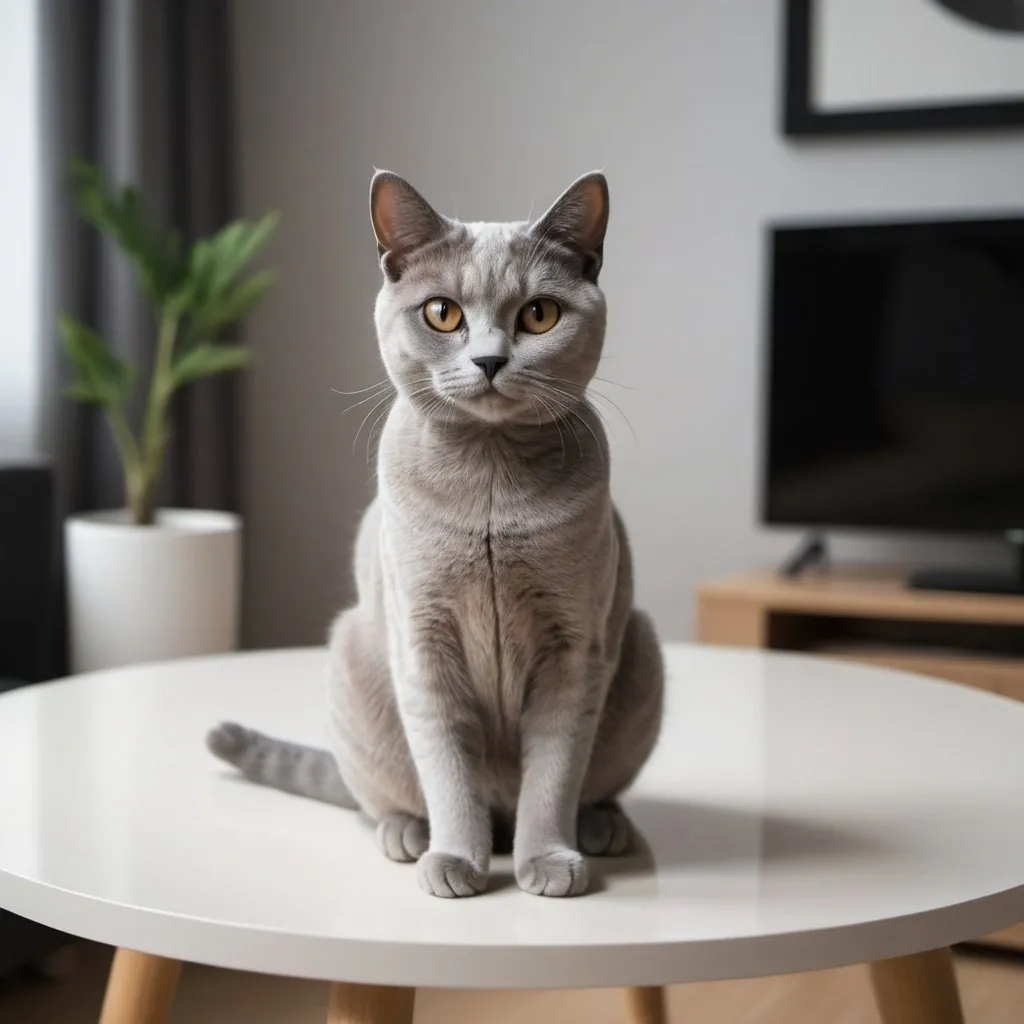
66;508;242;674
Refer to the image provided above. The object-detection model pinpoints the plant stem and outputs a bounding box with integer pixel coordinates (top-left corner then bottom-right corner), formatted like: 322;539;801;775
106;405;145;523
135;309;179;525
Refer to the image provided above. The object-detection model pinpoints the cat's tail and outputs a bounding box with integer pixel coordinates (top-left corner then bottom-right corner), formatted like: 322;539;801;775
205;722;358;809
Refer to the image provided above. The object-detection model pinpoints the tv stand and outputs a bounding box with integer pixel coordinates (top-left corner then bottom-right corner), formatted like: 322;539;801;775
779;532;829;578
909;530;1024;596
697;563;1024;954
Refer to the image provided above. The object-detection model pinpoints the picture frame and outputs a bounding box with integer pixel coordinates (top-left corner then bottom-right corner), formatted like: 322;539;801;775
783;0;1024;136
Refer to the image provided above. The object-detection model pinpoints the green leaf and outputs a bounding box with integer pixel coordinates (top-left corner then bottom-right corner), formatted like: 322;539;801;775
206;270;277;332
67;160;184;305
176;238;222;320
204;221;249;299
233;212;280;272
59;313;134;408
205;212;281;298
170;344;252;388
187;238;217;296
165;281;195;318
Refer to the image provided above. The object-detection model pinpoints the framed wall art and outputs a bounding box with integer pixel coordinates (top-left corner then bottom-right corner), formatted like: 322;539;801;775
783;0;1024;136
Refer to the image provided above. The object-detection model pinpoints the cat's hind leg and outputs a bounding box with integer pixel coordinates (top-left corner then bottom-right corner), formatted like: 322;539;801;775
578;801;633;857
376;812;430;862
329;614;434;865
579;610;664;857
327;609;427;822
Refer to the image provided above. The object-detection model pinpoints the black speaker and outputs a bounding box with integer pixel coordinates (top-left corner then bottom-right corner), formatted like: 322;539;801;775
0;462;57;684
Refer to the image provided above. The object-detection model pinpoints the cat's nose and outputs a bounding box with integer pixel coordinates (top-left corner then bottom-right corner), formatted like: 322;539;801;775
472;356;507;382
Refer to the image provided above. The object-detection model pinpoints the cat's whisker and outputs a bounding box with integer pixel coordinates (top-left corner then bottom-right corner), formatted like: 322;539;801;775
527;369;638;446
521;216;559;273
525;228;556;272
335;375;437;416
532;393;567;468
339;384;396;416
580;388;637;445
520;228;543;273
592;375;637;392
530;381;581;422
569;409;607;465
558;403;583;456
595;396;638;445
406;396;451;457
527;396;543;429
364;383;447;463
532;379;585;409
519;368;583;399
525;379;588;423
534;386;603;464
543;395;607;465
528;378;608;463
525;374;603;432
366;401;394;465
352;391;397;456
402;385;443;411
364;386;437;459
331;379;392;397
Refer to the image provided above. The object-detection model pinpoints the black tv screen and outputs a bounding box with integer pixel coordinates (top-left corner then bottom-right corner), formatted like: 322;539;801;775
763;215;1024;534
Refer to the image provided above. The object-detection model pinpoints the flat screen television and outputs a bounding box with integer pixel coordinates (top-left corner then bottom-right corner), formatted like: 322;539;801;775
763;214;1024;591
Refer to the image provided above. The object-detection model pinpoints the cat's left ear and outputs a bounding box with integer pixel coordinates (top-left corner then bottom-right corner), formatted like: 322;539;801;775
530;172;609;282
370;171;448;281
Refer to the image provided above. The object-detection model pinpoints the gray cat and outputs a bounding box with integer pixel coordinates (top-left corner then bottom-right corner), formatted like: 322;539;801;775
208;171;664;898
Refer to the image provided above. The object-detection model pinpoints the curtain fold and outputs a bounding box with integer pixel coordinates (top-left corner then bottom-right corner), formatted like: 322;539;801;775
38;0;241;520
37;0;241;676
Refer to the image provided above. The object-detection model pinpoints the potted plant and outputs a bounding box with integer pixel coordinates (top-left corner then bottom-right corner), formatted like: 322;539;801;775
61;161;279;672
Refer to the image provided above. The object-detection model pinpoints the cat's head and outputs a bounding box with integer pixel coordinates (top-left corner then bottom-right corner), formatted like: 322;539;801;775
369;171;608;425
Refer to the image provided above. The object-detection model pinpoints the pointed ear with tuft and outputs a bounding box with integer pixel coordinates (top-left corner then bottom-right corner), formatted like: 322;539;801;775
369;171;448;281
529;172;609;282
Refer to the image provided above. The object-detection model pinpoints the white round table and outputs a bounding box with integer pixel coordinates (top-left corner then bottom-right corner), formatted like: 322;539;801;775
2;645;1024;1024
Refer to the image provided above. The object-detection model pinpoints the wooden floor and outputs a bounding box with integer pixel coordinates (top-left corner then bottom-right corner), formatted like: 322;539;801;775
1;943;1022;1023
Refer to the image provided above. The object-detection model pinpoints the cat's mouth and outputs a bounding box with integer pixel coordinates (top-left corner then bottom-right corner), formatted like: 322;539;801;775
411;375;541;425
456;387;525;423
423;378;533;424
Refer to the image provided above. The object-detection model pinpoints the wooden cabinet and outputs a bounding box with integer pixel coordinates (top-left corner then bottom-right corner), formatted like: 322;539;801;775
696;565;1024;953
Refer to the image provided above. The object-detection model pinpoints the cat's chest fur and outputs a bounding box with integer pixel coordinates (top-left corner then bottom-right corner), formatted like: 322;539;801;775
377;402;614;726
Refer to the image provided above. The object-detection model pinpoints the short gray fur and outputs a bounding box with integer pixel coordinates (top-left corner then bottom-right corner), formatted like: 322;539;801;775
207;170;664;898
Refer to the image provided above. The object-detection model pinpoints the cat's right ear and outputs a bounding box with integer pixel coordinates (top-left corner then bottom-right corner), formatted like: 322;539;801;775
370;171;447;281
530;172;609;283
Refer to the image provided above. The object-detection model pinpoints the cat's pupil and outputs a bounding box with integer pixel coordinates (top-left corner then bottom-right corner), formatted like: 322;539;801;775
437;301;448;322
530;302;541;321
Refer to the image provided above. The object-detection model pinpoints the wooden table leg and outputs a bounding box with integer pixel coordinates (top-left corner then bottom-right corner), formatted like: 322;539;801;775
870;948;964;1024
624;986;667;1024
99;948;182;1024
327;983;416;1024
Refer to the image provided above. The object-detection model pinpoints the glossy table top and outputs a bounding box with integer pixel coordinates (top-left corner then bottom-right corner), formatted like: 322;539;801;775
1;645;1024;989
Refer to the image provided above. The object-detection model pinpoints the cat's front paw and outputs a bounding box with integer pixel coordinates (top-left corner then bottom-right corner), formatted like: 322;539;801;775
417;851;487;898
578;803;633;856
376;813;429;863
515;848;589;897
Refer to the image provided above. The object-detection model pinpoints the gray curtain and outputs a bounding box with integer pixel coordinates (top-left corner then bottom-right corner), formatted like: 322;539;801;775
38;0;242;520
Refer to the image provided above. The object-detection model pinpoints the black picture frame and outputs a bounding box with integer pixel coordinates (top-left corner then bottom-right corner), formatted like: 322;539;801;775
783;0;1024;137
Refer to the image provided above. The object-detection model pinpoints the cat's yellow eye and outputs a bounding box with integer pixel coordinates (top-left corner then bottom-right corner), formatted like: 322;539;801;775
518;297;560;335
423;297;463;333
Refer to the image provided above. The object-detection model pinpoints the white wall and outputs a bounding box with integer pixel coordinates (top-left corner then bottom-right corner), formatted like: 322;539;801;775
0;0;41;458
234;0;1024;648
